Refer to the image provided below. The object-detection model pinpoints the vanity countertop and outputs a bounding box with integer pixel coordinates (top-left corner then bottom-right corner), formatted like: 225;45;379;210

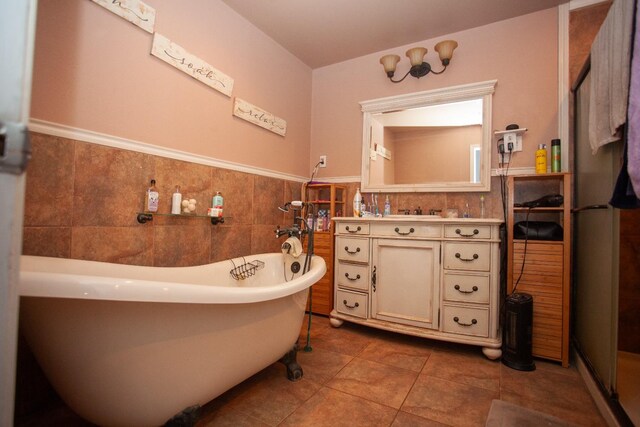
333;216;503;224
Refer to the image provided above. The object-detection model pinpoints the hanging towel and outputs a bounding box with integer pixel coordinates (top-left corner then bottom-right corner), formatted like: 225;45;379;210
628;0;640;198
610;141;640;208
281;237;303;258
589;0;635;154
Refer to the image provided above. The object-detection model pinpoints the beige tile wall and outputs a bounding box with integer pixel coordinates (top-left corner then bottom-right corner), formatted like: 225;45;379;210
23;132;515;267
23;132;302;266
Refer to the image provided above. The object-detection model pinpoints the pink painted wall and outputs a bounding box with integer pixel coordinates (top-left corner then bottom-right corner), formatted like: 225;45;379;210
30;0;312;177
311;8;559;178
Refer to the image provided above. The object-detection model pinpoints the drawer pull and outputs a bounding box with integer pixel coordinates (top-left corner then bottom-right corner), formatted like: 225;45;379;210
344;246;361;255
345;273;361;281
343;300;360;309
455;253;479;262
394;227;415;236
454;284;479;294
345;225;361;233
455;228;479;237
453;316;478;327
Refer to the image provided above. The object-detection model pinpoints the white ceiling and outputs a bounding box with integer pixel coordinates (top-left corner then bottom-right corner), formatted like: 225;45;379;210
221;0;570;69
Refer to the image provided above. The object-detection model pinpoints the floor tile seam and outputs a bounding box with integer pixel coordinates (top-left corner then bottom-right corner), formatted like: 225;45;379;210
497;388;596;417
354;353;428;375
419;373;501;397
322;381;405;411
204;406;272;427
416;370;501;393
396;367;424;415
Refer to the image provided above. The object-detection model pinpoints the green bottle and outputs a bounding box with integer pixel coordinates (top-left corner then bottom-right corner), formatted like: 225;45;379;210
551;139;561;173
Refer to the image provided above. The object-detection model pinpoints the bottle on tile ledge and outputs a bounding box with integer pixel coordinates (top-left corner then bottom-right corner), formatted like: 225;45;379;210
171;186;182;215
145;179;159;213
212;191;224;217
384;195;391;216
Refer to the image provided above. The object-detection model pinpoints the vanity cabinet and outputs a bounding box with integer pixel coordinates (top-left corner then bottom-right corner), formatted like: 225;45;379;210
331;217;503;360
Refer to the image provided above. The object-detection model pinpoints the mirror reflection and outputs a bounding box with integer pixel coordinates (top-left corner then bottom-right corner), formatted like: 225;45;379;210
361;80;496;193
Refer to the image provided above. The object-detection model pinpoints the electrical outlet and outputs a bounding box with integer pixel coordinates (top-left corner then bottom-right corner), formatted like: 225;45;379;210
319;155;327;168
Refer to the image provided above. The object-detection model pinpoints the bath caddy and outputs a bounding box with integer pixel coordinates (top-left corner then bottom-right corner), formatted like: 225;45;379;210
230;258;265;280
136;212;225;225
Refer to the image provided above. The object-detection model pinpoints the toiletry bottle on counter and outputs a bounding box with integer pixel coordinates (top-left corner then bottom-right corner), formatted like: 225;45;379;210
551;139;561;173
384;195;391;216
146;179;159;212
171;186;182;214
353;188;362;217
535;144;547;174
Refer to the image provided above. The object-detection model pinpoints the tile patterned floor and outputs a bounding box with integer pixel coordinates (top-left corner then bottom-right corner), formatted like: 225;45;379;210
195;316;606;427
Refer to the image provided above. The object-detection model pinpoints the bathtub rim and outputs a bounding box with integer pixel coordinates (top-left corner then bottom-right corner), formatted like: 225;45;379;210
19;253;326;304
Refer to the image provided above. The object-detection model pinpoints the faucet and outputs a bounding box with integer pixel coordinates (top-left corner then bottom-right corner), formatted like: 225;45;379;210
429;208;442;216
413;206;422;215
397;209;410;215
275;225;301;238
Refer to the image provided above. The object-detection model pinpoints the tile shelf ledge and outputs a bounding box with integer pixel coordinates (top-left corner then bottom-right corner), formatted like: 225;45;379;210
136;212;226;225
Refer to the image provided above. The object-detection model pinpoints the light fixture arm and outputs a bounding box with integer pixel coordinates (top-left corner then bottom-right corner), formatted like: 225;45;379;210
388;61;449;83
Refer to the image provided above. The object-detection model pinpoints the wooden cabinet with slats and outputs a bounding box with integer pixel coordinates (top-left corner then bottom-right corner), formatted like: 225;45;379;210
302;183;346;316
507;173;571;367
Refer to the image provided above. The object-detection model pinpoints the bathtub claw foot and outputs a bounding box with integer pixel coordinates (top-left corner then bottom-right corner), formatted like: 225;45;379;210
164;404;200;427
280;346;304;382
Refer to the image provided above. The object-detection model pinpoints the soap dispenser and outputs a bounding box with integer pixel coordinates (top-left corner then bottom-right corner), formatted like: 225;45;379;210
145;179;159;213
171;186;182;215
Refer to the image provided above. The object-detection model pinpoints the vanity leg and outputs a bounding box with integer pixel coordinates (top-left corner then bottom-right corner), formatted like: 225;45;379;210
482;347;502;360
329;316;343;328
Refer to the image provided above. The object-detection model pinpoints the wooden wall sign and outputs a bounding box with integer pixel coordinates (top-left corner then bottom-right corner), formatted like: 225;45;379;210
151;33;234;97
91;0;156;33
233;98;287;136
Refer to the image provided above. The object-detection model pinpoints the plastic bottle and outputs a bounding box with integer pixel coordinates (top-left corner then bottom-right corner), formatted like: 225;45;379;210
535;144;547;174
384;195;391;216
551;139;561;173
171;186;182;214
212;191;224;217
353;188;362;217
146;179;159;213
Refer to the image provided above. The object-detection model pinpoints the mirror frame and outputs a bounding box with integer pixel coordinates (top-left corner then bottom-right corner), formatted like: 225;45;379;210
360;79;497;193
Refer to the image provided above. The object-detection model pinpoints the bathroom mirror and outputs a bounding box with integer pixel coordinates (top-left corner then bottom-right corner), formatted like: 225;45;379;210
360;80;496;192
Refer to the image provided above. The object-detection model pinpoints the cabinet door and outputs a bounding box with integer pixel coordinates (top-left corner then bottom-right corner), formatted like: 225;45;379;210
371;239;440;329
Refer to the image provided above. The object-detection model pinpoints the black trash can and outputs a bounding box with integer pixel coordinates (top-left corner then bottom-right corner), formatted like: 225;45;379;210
502;292;535;371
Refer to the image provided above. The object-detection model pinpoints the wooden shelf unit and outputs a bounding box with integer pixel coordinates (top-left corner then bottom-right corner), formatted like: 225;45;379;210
302;183;346;316
506;173;572;367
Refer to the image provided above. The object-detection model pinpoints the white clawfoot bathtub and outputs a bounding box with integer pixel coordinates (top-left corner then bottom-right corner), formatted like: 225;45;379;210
19;253;325;427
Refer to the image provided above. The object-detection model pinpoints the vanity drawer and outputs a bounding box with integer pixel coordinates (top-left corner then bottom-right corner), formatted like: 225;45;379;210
443;272;490;303
370;223;442;238
336;237;370;263
336;289;368;319
444;225;491;239
442;304;489;337
337;222;370;235
443;242;491;271
336;262;369;292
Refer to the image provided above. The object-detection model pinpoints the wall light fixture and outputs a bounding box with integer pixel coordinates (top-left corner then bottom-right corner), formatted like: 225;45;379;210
379;40;458;83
